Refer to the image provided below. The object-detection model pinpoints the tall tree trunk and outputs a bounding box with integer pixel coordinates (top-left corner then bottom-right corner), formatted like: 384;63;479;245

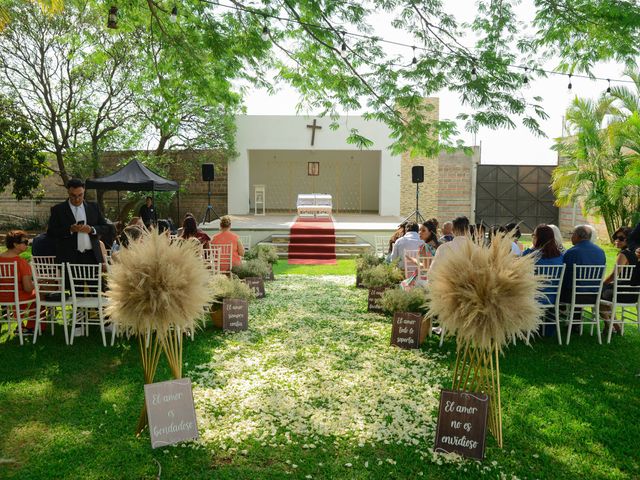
155;135;170;156
56;149;69;187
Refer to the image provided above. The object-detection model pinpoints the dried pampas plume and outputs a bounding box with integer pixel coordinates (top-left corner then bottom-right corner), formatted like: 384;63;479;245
427;233;543;350
106;230;210;337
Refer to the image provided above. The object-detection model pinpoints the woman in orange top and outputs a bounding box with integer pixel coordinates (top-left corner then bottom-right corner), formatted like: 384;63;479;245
211;216;244;268
0;230;37;332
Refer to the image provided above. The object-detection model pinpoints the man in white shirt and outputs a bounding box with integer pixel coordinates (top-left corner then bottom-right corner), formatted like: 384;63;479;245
430;216;470;270
388;222;425;264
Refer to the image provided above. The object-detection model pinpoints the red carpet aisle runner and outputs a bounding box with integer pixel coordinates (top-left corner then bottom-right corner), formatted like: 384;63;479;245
287;216;337;265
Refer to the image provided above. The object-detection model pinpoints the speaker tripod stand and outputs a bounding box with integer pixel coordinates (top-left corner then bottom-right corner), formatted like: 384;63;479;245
402;182;426;224
201;180;220;224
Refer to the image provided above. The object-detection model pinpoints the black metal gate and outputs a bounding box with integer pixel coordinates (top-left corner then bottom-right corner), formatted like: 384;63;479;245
475;165;558;233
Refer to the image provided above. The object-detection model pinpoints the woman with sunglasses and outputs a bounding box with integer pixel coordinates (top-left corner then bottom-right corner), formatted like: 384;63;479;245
0;230;37;334
601;227;639;334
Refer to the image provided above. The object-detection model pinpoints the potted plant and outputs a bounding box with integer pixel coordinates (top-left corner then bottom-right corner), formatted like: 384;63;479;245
360;263;404;313
380;287;431;345
245;244;279;280
355;252;385;288
209;274;256;328
232;259;270;298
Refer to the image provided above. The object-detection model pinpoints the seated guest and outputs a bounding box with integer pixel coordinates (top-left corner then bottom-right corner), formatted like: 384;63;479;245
0;230;37;333
388;221;424;264
388;222;407;254
426;218;439;234
601;227;639;334
111;225;145;261
430;216;470;270
211;215;244;267
505;222;523;255
180;216;210;247
156;219;171;235
31;232;57;257
438;221;454;243
523;224;564;303
419;221;440;256
560;225;606;303
547;224;566;254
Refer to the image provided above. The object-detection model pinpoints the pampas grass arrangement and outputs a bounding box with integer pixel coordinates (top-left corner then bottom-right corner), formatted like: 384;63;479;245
427;233;543;447
106;229;210;433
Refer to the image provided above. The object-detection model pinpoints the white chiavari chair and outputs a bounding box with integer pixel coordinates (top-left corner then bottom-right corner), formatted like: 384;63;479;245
67;263;110;346
31;261;69;344
532;264;565;345
374;236;388;257
600;264;640;343
0;262;35;345
562;264;605;345
239;235;251;250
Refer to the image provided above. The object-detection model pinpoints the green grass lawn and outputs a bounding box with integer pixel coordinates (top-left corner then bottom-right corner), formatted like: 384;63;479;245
1;275;639;479
273;259;356;276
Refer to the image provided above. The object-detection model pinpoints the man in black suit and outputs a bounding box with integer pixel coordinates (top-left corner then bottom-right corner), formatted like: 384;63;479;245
47;178;110;264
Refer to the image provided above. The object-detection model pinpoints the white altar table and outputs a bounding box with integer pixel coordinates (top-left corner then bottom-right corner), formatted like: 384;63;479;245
296;194;332;216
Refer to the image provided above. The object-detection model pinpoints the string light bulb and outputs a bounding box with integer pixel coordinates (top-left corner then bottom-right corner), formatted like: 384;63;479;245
606;79;611;94
107;5;118;29
411;46;417;65
471;66;477;81
523;67;528;85
567;73;573;91
170;5;177;23
340;40;347;57
261;25;270;41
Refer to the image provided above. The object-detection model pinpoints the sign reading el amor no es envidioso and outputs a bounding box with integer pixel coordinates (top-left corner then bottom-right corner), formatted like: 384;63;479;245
434;389;489;460
144;378;199;449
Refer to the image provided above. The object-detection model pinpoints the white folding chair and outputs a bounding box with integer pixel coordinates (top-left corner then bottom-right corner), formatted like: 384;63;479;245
374;236;388;257
202;247;221;275
403;249;420;278
31;255;58;266
600;264;640;343
66;263;110;346
533;264;565;345
209;243;233;276
31;261;69;345
562;264;605;345
1;262;36;345
239;235;251;250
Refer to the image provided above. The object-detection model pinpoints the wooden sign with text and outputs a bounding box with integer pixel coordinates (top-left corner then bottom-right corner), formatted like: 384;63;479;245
243;277;266;298
390;312;422;349
223;298;249;332
434;389;489;460
144;378;199;449
367;287;387;313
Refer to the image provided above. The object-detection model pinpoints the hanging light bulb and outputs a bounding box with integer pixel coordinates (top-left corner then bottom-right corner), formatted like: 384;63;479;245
523;67;528;85
261;25;270;41
567;73;573;91
471;66;477;81
411;46;417;66
107;5;118;29
169;5;177;23
606;79;611;94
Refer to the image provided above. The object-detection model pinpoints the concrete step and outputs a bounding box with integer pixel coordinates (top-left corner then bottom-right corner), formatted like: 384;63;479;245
259;241;373;258
271;233;359;244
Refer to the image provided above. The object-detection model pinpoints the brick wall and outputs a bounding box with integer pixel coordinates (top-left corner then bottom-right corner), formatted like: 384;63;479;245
399;98;440;219
0;150;228;227
559;205;609;242
437;147;479;222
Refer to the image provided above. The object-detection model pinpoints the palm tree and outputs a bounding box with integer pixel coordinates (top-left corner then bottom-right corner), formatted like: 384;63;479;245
552;69;640;238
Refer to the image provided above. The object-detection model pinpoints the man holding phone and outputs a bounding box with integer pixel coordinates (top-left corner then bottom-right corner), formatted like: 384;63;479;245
47;178;110;265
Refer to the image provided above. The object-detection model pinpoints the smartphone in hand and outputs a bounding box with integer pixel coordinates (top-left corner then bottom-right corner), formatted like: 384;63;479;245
77;220;85;225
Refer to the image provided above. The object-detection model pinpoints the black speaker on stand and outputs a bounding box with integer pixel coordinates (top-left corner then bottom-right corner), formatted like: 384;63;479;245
402;165;426;224
201;163;220;224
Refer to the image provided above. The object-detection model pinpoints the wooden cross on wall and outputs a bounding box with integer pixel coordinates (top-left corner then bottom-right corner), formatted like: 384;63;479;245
306;119;322;146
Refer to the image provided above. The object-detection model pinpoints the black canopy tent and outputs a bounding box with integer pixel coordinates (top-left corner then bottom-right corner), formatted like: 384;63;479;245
85;159;180;222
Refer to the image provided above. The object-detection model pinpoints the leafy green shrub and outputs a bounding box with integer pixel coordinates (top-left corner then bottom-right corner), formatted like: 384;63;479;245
380;287;429;315
232;258;271;279
360;263;404;288
355;252;385;274
245;244;279;265
209;274;256;304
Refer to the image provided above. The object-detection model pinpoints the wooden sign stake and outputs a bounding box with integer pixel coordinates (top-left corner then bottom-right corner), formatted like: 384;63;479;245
452;339;502;447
